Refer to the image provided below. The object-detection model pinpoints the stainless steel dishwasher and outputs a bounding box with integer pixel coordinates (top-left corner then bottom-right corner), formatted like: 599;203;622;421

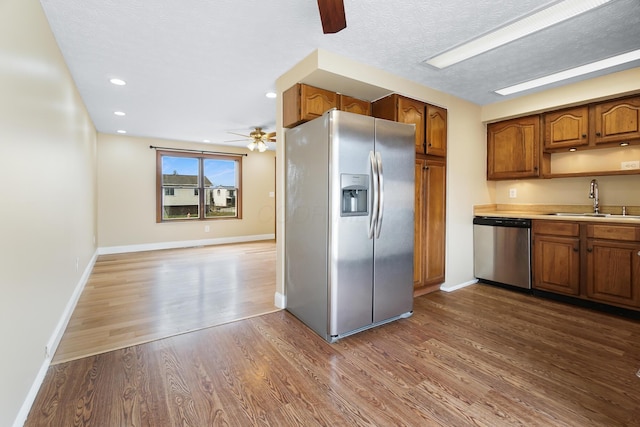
473;216;532;289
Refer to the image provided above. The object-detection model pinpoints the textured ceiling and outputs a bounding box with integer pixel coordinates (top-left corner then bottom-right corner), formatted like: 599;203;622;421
39;0;640;148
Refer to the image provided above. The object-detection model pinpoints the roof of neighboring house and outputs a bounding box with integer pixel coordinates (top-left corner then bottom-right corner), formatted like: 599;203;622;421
163;173;213;186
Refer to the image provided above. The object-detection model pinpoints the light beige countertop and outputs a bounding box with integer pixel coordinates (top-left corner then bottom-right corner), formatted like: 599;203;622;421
474;204;640;224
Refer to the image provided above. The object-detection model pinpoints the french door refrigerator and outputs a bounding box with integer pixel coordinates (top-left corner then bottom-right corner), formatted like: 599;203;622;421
285;109;415;342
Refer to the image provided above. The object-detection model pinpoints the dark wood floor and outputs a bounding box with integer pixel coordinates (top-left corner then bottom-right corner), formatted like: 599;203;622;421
27;284;640;426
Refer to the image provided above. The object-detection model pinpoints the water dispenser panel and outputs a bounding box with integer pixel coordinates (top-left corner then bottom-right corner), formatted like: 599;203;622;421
340;174;368;216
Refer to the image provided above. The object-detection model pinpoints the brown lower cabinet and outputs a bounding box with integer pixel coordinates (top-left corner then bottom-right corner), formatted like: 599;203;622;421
414;158;446;295
533;220;640;310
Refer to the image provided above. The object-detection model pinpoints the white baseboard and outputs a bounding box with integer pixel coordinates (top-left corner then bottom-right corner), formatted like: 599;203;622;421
274;291;286;309
98;234;275;255
13;250;98;427
440;279;478;292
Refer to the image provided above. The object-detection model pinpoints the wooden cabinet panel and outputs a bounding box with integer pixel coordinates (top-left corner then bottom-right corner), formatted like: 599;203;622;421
533;220;579;237
283;83;338;128
414;159;446;294
425;104;447;157
544;106;589;151
586;239;640;308
487;115;541;180
533;220;640;311
591;96;640;146
338;94;371;116
372;94;426;154
533;234;581;296
373;94;447;157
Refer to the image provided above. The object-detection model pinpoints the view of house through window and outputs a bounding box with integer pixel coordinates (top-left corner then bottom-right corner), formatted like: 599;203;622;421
157;150;241;221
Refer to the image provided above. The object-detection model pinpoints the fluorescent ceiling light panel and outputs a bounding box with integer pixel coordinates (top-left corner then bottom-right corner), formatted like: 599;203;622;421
425;0;612;69
495;49;640;95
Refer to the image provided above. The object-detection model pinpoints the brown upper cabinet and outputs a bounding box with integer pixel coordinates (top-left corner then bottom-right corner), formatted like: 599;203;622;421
544;106;589;151
591;96;640;146
487;115;542;180
372;94;447;157
339;94;371;116
542;95;640;152
283;83;338;128
425;104;447;157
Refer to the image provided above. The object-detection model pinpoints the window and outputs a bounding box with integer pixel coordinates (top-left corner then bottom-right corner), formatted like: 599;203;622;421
156;150;242;222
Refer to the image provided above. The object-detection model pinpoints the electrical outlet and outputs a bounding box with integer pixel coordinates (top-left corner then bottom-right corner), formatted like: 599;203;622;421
269;191;275;198
204;225;210;232
621;160;640;170
509;188;517;198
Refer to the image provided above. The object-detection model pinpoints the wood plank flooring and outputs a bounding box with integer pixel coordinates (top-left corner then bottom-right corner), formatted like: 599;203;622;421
52;240;278;364
29;284;640;426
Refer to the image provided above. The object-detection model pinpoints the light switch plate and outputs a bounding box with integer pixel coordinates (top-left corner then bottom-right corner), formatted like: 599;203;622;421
509;188;517;198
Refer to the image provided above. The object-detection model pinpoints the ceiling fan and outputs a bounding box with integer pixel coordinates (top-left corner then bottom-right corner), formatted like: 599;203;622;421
227;127;276;152
317;0;346;34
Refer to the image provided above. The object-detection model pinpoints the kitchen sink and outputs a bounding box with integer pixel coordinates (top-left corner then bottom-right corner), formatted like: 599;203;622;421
547;213;640;219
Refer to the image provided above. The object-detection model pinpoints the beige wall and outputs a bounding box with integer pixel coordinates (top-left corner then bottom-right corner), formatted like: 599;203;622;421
481;68;640;207
97;134;275;250
275;50;491;297
0;0;98;425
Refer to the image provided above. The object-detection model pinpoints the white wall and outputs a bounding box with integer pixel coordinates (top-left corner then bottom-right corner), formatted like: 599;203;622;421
0;0;97;425
97;133;275;251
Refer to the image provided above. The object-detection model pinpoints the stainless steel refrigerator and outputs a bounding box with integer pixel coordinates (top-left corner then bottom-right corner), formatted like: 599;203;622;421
285;109;415;342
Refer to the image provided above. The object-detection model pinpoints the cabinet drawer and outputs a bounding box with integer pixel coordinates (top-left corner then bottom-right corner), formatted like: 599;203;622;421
533;220;579;237
587;224;640;242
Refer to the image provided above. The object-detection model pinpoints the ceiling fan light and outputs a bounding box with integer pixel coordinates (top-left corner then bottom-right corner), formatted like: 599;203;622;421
247;141;257;151
257;141;267;152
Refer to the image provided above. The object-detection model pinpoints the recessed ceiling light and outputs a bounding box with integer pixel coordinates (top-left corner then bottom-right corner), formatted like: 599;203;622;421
203;139;210;143
109;78;126;86
424;0;612;69
495;49;640;96
114;111;126;116
117;130;127;134
266;92;277;99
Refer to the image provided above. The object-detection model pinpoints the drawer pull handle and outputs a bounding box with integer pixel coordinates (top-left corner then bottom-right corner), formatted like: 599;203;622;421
587;248;593;253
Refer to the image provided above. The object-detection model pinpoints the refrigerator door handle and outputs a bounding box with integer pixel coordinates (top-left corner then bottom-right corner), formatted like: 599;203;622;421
368;150;378;239
375;151;384;238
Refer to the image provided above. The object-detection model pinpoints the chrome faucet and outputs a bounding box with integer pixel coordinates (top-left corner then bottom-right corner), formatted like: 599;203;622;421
589;179;599;214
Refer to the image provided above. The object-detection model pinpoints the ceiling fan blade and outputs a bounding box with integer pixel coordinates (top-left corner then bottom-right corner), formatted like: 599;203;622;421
317;0;346;34
224;138;251;143
265;132;276;142
227;131;252;138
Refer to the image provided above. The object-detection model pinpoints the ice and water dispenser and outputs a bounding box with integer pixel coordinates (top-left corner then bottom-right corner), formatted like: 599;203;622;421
341;174;368;216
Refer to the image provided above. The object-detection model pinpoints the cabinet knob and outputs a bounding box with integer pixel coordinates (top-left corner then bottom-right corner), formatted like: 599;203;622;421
596;132;601;137
587;248;593;253
637;251;640;256
582;134;587;138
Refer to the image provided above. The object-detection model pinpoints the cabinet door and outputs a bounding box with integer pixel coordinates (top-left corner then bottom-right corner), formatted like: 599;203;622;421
339;94;371;116
592;96;640;145
532;234;580;295
397;96;426;154
283;83;338;128
425;104;447;157
414;159;446;294
586;239;640;308
544;106;589;151
487;116;541;180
